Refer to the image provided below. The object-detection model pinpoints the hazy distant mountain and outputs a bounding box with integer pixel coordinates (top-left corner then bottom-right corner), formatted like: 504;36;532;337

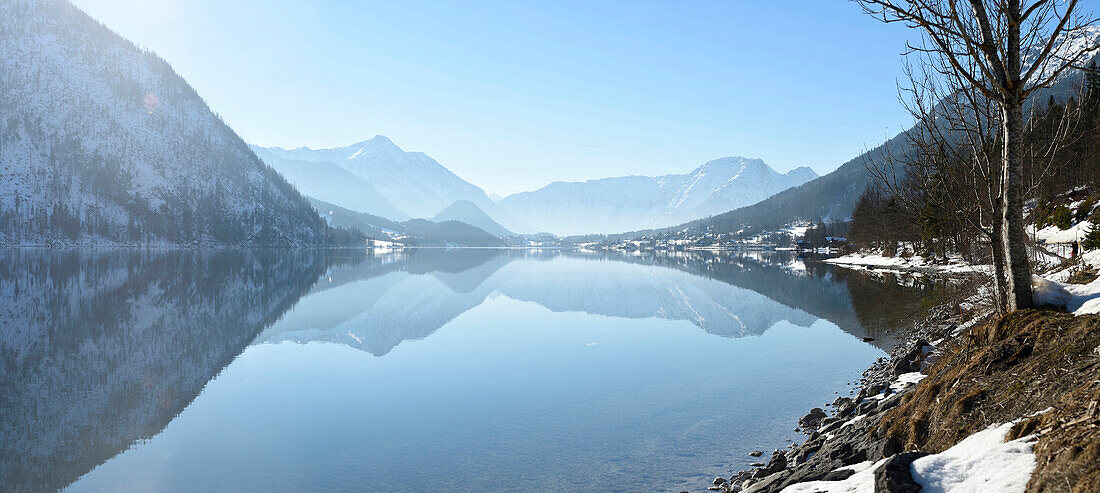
499;157;817;235
432;200;514;238
250;150;410;220
310;197;505;247
252;137;496;219
0;0;332;246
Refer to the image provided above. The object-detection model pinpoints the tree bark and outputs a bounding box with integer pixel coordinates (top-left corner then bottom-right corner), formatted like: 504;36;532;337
1000;1;1034;311
989;222;1008;312
1001;98;1034;310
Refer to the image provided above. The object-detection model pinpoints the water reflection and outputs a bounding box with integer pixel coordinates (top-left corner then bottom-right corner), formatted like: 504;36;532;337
256;249;940;356
0;250;328;492
0;248;940;492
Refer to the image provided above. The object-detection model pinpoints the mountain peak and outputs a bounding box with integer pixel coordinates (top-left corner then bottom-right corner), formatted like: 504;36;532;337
364;135;396;147
785;166;819;182
693;156;774;178
432;200;514;238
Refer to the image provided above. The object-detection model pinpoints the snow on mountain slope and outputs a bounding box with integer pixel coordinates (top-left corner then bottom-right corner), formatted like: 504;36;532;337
432;200;515;238
250;148;410;221
254;137;495;219
0;0;331;245
499;157;817;235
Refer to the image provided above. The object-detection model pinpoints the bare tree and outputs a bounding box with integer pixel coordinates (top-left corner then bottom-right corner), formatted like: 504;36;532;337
870;49;1079;312
856;0;1098;310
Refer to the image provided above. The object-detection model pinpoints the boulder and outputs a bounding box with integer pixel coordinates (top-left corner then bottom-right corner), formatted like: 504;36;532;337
798;408;828;429
892;340;930;376
822;468;856;481
868;436;902;461
764;451;788;475
874;452;927;492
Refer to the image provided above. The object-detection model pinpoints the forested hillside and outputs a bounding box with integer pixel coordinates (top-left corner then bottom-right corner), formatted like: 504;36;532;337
0;0;338;246
849;66;1100;256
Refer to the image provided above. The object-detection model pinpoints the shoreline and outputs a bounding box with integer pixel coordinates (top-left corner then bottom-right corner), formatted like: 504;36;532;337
706;302;975;492
705;254;1100;493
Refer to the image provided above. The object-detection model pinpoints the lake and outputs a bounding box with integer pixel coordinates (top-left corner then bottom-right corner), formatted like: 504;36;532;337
0;249;941;492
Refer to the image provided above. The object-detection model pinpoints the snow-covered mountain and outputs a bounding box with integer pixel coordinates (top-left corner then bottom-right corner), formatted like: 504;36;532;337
432;200;514;238
252;137;495;219
0;0;331;246
499;157;818;235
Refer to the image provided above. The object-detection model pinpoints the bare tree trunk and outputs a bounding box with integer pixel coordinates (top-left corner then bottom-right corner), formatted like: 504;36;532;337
1002;3;1034;310
990;222;1008;312
1002;98;1034;309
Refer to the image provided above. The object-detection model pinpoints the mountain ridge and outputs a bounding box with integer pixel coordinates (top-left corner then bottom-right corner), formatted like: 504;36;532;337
499;156;817;235
253;136;497;220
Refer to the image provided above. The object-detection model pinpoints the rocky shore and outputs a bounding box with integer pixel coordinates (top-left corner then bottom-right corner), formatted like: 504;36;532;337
700;282;1100;493
703;303;980;493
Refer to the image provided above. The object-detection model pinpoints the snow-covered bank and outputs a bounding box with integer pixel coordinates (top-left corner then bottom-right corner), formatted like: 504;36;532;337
1033;249;1100;315
710;280;1100;493
824;252;987;275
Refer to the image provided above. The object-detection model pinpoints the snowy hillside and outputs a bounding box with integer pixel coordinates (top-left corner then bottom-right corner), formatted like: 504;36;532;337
499;157;817;235
0;0;332;245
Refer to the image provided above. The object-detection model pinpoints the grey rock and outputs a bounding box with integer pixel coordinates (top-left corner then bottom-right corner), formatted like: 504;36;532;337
764;452;788;475
713;477;727;486
832;396;853;407
798;408;828;429
749;450;763;457
868;436;902;461
892;339;930;376
864;382;888;396
822;468;856;481
874;452;927;493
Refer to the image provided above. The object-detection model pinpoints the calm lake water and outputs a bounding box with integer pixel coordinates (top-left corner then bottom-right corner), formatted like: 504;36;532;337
0;249;940;492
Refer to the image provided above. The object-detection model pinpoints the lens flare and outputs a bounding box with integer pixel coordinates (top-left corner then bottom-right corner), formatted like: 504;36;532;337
142;91;159;113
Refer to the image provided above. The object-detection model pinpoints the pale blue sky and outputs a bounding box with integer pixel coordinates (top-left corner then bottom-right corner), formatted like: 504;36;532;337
74;0;934;195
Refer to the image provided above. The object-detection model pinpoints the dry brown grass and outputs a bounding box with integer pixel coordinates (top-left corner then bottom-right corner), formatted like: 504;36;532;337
870;310;1100;492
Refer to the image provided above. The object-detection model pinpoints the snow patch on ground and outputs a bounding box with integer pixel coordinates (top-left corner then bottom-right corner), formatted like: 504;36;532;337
895;371;927;387
779;459;884;493
1033;275;1100;315
911;422;1038;493
780;422;1036;493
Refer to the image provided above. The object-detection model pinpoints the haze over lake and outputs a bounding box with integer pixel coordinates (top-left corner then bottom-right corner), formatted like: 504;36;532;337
1;249;940;492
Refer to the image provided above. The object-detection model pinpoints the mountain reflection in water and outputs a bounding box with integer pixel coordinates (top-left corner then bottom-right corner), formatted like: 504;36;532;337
0;248;942;492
